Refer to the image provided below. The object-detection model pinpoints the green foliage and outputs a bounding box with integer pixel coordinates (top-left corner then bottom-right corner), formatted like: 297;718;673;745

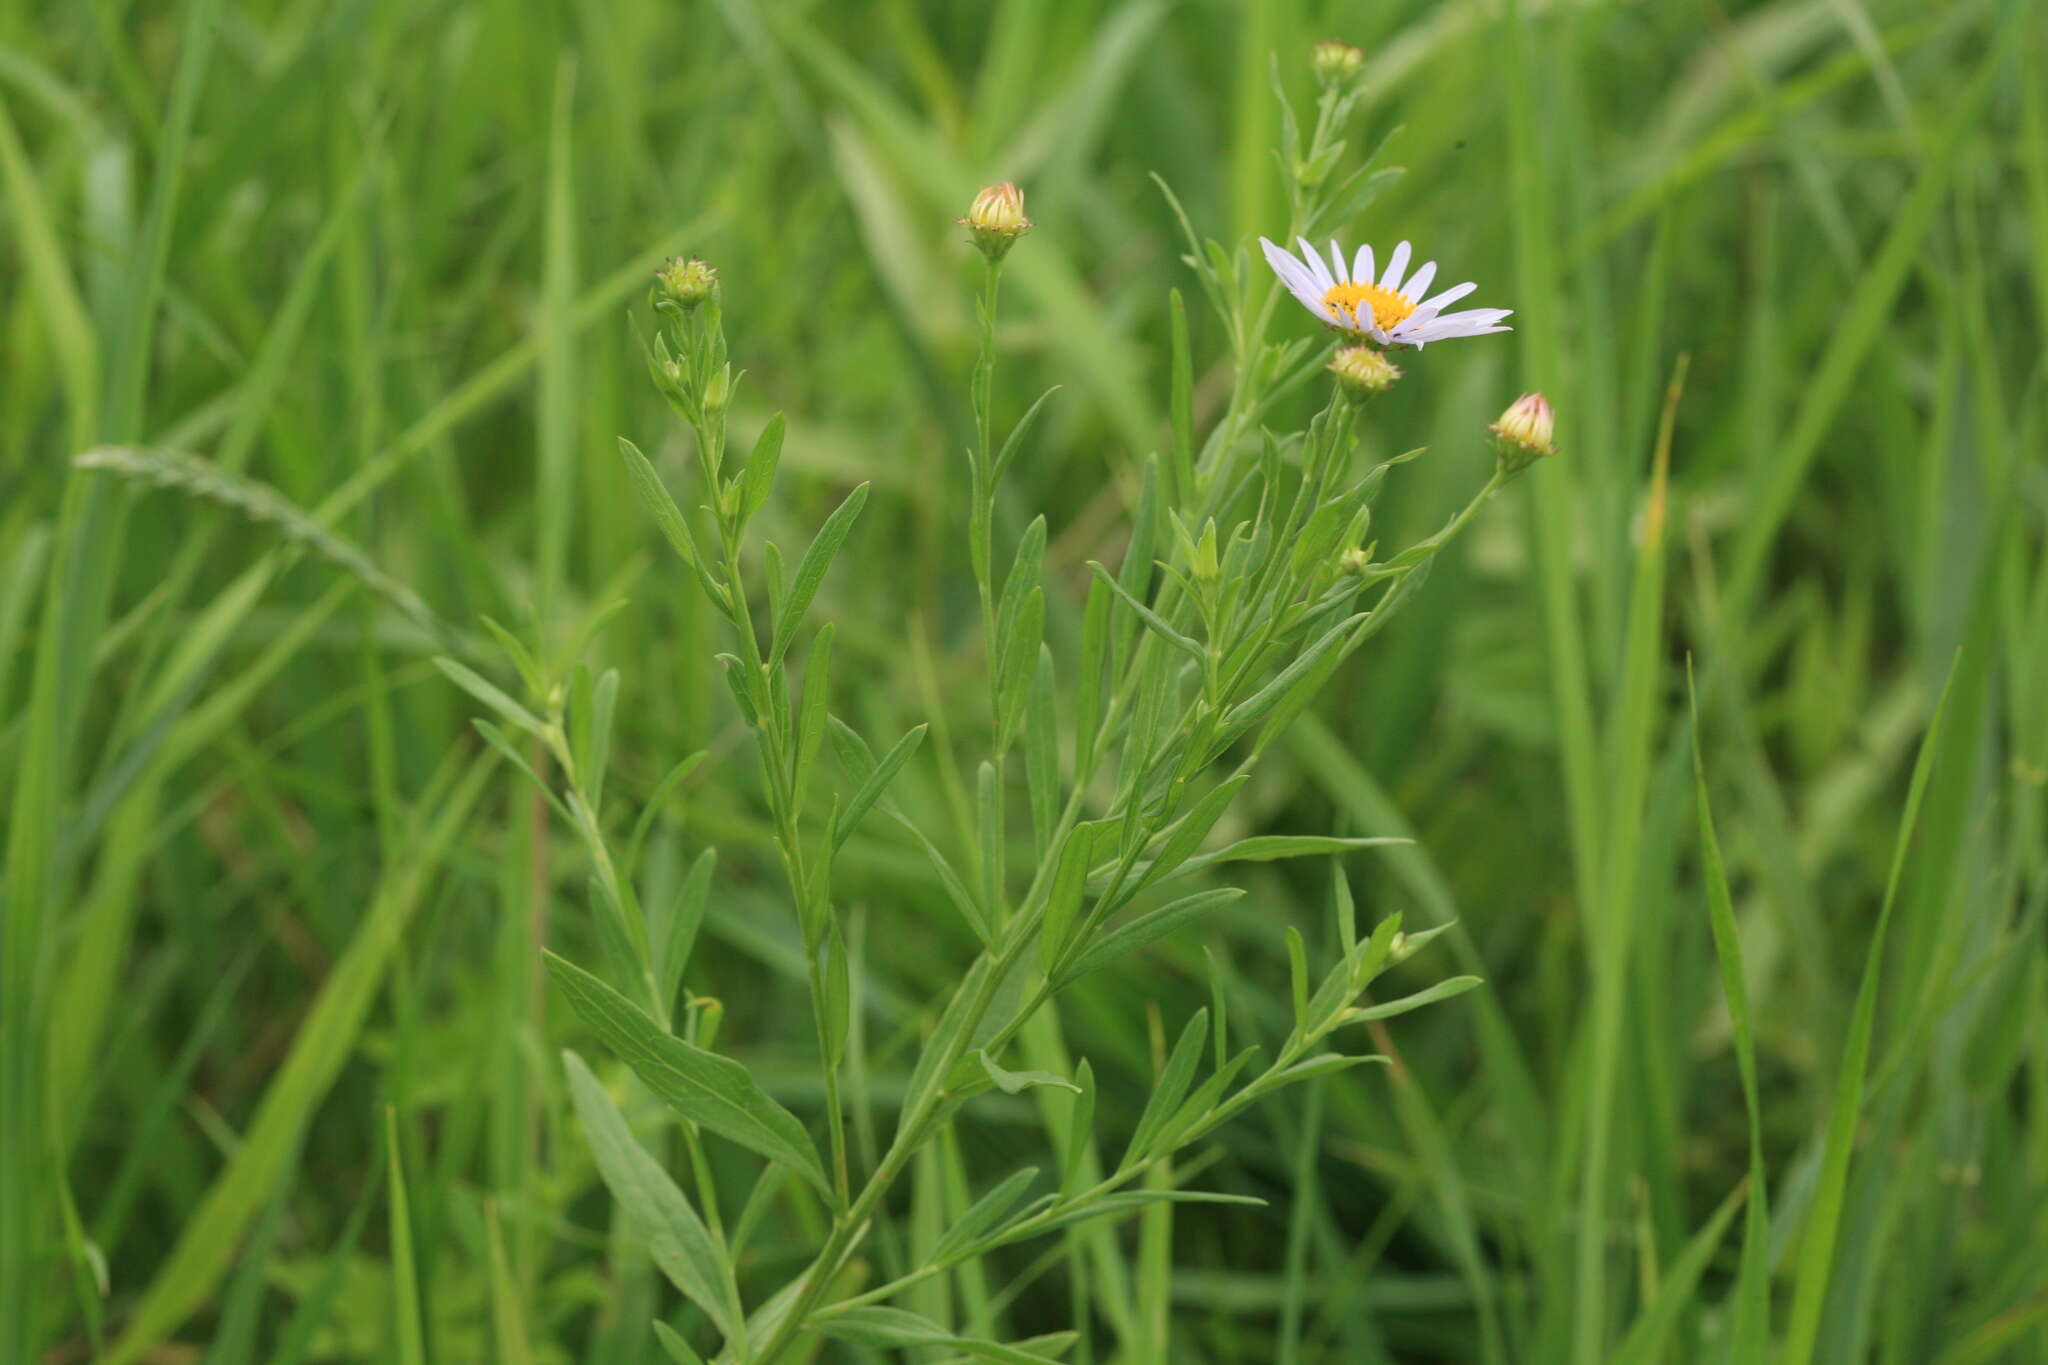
3;0;2042;1362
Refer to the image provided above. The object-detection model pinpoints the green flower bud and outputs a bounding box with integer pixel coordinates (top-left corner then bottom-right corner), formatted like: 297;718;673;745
656;256;718;308
1329;345;1401;397
1311;39;1367;88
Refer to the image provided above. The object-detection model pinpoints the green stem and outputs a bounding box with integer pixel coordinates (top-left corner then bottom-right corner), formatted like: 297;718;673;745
970;255;1004;718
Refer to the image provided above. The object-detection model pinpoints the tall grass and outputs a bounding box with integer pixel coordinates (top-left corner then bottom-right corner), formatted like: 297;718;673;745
2;0;2043;1360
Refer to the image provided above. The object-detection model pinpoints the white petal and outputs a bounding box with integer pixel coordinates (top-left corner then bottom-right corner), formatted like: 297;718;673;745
1381;241;1412;292
1416;281;1477;313
1405;315;1512;342
1276;267;1326;311
1296;236;1335;290
1396;306;1511;337
1440;307;1514;326
1328;240;1348;283
1260;237;1320;297
1401;261;1437;301
1352;243;1375;283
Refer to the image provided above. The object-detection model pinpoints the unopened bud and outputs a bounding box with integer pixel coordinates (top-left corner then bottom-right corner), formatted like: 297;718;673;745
1330;345;1401;396
1191;520;1220;583
1339;546;1372;575
1489;392;1556;476
960;182;1032;261
656;256;718;308
703;365;731;414
1311;39;1367;87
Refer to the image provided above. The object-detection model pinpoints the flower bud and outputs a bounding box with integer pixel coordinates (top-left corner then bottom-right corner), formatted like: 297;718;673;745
1329;345;1401;396
1339;546;1372;575
1489;392;1556;476
1311;39;1367;88
656;255;718;308
960;182;1032;261
702;364;731;414
1191;519;1220;583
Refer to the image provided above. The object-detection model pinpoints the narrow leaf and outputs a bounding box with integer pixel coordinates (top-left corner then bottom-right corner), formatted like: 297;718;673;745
563;1053;746;1347
618;436;702;568
435;658;545;738
1060;888;1244;985
546;952;832;1200
833;721;928;849
980;1052;1081;1095
739;412;786;524
931;1168;1041;1265
1122;1011;1208;1170
1088;560;1205;665
1341;976;1484;1023
772;481;869;666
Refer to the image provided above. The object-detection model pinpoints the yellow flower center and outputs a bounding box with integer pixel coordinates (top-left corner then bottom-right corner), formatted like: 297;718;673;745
1323;280;1414;332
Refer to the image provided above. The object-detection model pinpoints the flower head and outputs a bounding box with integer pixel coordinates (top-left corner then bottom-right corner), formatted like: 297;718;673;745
1329;345;1401;395
656;256;718;308
1311;39;1367;87
1260;236;1512;349
961;182;1032;261
1489;392;1556;475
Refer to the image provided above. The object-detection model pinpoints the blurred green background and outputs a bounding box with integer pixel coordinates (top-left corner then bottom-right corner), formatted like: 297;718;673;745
2;0;2044;1360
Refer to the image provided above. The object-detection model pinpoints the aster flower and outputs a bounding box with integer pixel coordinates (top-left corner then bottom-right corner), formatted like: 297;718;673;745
1259;236;1512;349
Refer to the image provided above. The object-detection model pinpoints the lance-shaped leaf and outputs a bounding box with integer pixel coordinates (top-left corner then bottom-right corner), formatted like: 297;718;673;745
1340;975;1485;1025
979;1052;1081;1095
1057;888;1245;985
1121;1010;1208;1172
1040;819;1114;969
651;1321;706;1364
1127;774;1249;899
994;516;1048;683
1088;560;1205;665
1038;1188;1265;1234
436;658;545;739
1221;611;1366;735
930;1167;1042;1264
771;481;870;666
816;1307;1066;1363
546;952;832;1200
993;386;1061;484
1177;834;1409;876
616;436;702;569
562;1053;746;1349
737;412;785;525
829;717;928;849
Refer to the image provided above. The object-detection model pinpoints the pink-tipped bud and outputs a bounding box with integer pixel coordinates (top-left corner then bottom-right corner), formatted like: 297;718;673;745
960;182;1033;260
1489;392;1556;475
